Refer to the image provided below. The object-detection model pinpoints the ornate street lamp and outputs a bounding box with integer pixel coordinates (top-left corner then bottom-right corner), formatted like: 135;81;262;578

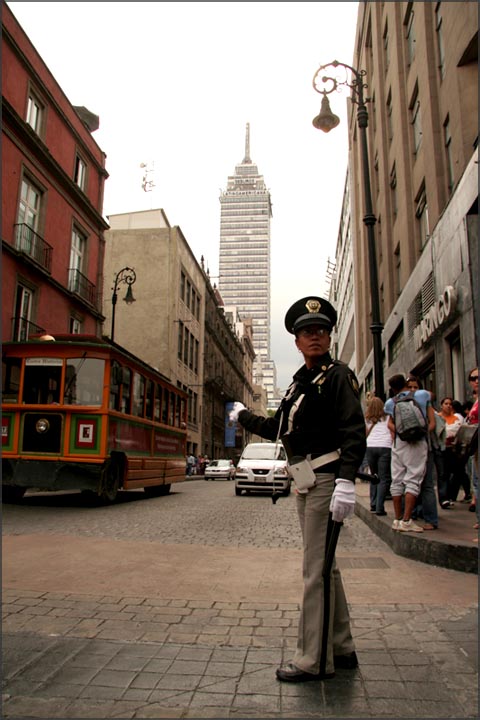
312;60;385;400
111;267;136;343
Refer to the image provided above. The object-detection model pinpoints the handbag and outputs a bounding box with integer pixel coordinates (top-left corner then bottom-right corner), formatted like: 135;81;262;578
452;424;478;462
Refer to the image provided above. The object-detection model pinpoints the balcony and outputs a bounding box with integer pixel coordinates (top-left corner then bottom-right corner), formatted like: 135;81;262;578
14;223;53;273
68;268;97;306
11;316;46;341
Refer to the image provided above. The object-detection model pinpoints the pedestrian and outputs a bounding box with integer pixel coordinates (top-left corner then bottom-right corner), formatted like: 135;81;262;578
465;367;478;538
229;296;366;682
438;397;470;503
186;454;195;476
406;375;439;530
384;374;435;533
364;396;392;516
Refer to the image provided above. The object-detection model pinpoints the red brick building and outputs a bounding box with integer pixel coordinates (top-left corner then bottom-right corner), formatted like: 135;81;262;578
1;2;109;340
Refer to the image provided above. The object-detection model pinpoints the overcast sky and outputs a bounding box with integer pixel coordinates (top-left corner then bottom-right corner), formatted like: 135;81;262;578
8;1;359;391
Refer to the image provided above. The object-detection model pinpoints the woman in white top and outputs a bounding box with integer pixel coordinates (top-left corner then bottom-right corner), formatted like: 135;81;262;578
365;397;393;516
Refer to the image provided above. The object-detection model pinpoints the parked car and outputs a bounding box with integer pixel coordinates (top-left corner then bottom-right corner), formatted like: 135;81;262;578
204;459;235;481
234;442;291;496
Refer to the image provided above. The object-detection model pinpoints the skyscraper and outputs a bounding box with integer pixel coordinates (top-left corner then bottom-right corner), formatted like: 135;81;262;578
219;124;278;408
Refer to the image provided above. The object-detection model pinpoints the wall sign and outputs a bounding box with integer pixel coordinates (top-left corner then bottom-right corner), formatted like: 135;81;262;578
414;285;457;351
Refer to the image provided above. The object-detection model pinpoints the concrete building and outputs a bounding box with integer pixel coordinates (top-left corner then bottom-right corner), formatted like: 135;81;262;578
218;123;279;410
2;3;108;342
103;210;250;458
344;1;478;402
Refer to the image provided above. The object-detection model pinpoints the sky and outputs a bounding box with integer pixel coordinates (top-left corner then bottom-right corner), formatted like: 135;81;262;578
8;1;359;391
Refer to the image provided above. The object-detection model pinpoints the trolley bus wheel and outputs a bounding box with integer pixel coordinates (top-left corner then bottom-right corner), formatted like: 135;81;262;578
2;486;26;503
99;460;120;504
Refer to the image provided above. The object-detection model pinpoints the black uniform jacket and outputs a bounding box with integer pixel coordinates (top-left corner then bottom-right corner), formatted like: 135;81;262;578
238;353;366;483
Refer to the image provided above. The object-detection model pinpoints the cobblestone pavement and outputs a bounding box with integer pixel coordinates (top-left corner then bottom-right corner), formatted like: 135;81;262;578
2;480;478;718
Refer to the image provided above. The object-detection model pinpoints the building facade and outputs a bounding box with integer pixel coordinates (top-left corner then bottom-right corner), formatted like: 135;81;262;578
218;123;279;409
345;1;478;403
103;210;250;458
2;3;108;343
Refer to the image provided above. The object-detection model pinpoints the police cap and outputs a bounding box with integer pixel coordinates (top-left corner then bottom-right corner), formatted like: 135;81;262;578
284;296;337;335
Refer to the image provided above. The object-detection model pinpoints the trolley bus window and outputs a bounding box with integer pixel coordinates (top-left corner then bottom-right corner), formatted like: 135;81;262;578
120;367;132;413
2;357;22;403
132;373;146;417
162;389;168;424
23;359;62;404
145;379;154;420
154;384;162;422
169;391;175;426
64;358;104;406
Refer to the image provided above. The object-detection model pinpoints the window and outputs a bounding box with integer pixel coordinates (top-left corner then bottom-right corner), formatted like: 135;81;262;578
69;316;82;334
388;322;405;364
132;373;146;417
14;284;33;341
2;357;22;403
154;384;162;422
177;321;183;359
74;154;87;191
389;163;397;217
405;4;415;66
16;177;42;256
69;226;87;292
415;184;429;249
394;244;401;297
410;86;422;153
444;115;454;192
386;89;393;143
64;358;104;406
26;89;44;135
383;21;390;69
435;3;446;79
145;380;154;420
120;367;132;413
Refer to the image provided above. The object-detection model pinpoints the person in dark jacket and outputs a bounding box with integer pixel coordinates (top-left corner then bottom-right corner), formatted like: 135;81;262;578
229;296;366;682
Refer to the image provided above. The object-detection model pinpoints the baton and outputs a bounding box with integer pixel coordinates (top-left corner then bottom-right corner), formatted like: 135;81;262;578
319;513;343;677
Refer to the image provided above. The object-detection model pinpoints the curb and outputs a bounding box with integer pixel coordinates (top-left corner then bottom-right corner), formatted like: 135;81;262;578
355;501;478;574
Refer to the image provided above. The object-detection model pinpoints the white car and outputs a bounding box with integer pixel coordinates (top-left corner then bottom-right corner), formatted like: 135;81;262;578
234;442;291;496
204;459;235;481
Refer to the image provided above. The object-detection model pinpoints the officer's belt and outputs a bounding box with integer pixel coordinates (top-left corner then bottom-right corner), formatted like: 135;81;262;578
307;450;340;470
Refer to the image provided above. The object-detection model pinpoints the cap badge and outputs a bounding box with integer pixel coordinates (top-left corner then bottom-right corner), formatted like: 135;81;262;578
305;299;321;313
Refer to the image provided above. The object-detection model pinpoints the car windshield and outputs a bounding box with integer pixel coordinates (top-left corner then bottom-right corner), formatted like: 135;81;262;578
210;460;230;467
241;445;286;461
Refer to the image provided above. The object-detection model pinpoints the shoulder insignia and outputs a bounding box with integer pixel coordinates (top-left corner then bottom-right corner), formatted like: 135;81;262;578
348;374;360;396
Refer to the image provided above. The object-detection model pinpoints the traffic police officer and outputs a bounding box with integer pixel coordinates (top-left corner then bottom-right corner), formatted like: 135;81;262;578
229;296;366;681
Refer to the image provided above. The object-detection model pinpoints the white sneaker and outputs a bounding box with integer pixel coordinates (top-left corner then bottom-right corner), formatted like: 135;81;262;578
392;519;400;531
399;519;424;533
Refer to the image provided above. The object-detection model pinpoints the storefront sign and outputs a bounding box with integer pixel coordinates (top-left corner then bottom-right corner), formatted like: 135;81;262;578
414;285;456;351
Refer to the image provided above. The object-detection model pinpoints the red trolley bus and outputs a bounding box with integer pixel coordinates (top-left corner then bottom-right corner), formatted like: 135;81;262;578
2;335;187;503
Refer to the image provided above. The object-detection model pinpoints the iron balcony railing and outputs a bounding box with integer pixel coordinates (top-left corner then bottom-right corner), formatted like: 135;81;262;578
11;316;46;341
14;223;53;273
68;268;97;306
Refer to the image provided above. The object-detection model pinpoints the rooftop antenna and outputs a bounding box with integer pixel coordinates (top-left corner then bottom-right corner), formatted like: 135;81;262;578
140;161;156;192
243;122;251;163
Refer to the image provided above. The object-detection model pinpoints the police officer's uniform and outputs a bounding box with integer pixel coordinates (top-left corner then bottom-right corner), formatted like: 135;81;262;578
236;297;366;679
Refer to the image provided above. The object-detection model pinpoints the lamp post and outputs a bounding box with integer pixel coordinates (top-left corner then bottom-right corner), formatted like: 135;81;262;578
312;60;385;400
111;267;136;343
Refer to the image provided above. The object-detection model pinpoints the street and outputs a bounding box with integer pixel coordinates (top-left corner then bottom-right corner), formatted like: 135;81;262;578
2;479;478;718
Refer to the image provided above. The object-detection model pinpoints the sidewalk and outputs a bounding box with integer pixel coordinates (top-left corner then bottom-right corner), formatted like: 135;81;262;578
355;481;478;574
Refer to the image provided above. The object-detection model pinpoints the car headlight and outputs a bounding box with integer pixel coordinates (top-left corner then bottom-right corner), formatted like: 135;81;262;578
36;418;50;433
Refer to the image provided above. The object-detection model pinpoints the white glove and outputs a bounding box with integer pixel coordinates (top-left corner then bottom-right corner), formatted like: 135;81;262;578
229;401;246;422
329;478;355;522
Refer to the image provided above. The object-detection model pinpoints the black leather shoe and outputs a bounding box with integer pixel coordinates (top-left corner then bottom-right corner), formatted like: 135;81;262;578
334;651;358;669
275;663;335;682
